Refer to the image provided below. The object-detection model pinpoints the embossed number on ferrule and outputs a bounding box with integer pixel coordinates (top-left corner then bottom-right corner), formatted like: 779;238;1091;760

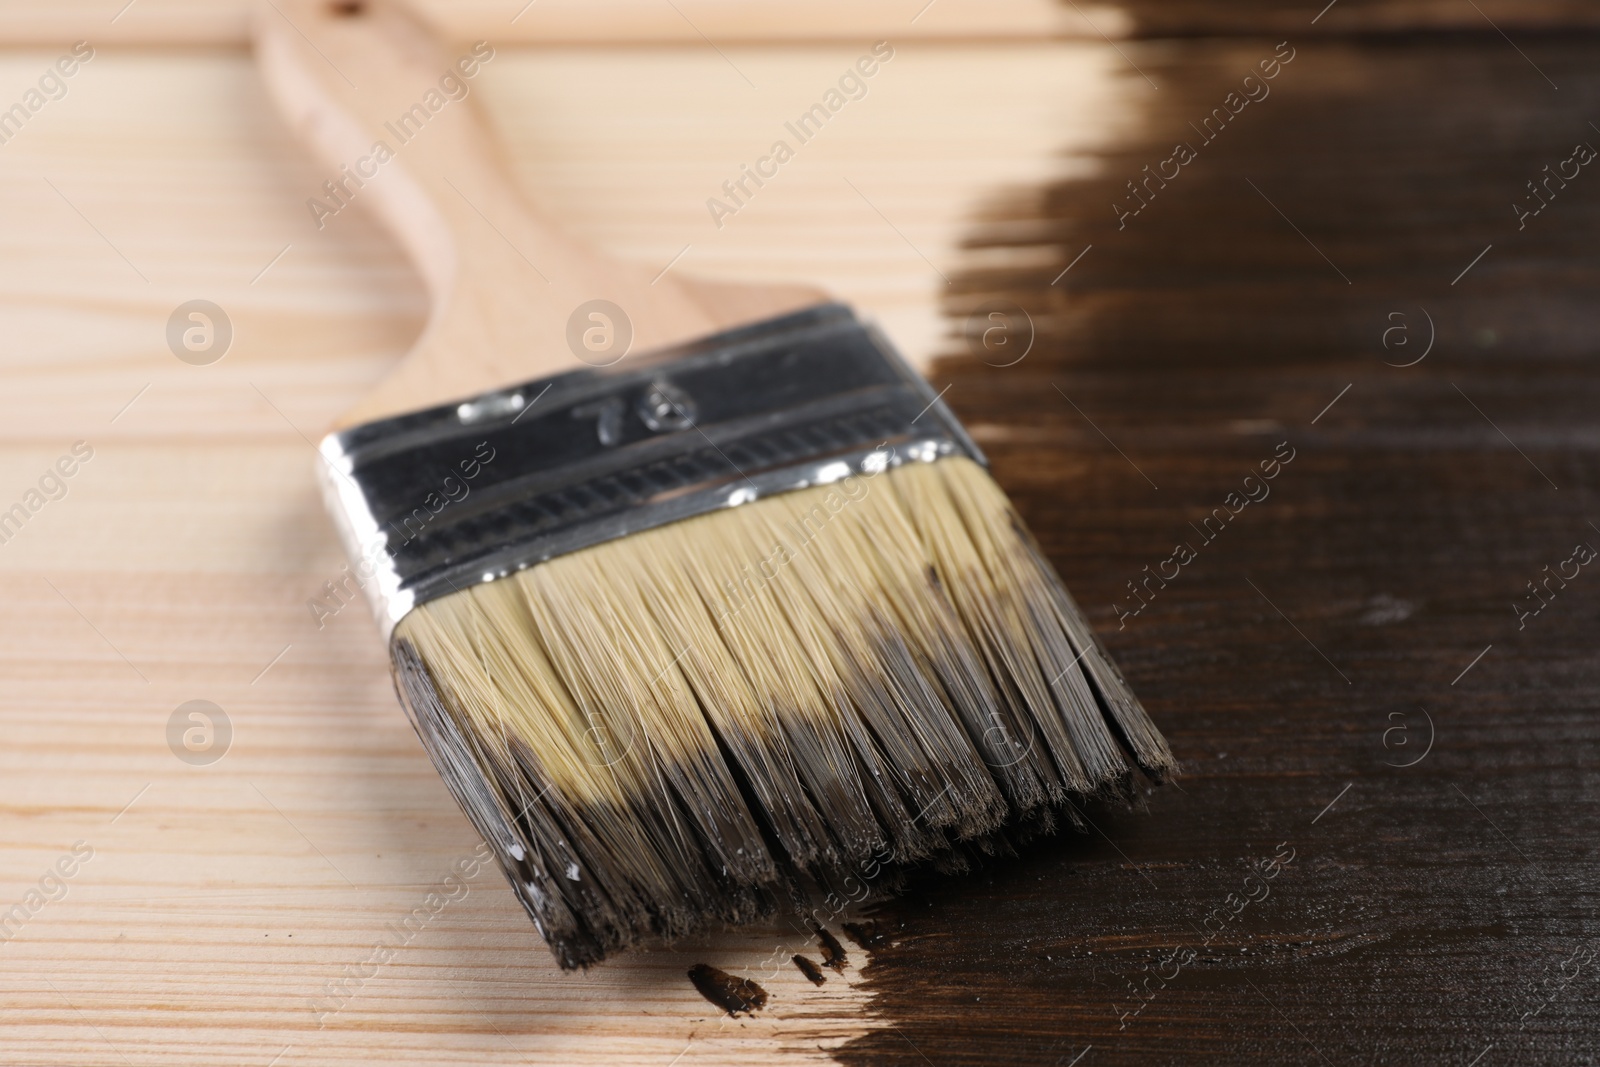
571;395;625;446
637;380;697;433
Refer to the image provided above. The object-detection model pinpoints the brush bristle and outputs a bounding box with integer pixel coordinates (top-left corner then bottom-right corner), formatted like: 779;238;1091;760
391;456;1175;968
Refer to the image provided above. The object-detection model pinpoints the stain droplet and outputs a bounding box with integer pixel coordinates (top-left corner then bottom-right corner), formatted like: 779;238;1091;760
793;954;827;985
687;964;769;1015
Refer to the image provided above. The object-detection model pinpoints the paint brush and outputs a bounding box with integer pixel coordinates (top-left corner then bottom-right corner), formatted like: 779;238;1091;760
255;0;1175;969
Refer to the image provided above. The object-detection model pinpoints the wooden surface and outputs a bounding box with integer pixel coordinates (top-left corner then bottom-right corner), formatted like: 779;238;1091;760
3;6;1599;1067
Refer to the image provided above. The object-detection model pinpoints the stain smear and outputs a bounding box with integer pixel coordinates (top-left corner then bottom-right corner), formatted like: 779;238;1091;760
687;964;768;1015
811;923;848;971
793;954;827;986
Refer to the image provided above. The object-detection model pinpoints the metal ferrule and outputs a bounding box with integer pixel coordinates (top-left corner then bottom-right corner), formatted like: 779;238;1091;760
317;303;985;640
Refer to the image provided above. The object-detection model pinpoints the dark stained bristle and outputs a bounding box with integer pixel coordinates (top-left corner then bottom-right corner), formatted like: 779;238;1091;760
391;455;1176;967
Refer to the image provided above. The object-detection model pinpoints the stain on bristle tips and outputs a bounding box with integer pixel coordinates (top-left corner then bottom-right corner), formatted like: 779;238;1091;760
392;455;1175;968
793;955;827;985
687;964;769;1015
811;922;848;971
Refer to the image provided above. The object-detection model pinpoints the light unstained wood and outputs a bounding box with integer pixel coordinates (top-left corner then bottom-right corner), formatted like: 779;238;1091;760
5;0;1597;46
0;0;1128;47
0;28;1123;1067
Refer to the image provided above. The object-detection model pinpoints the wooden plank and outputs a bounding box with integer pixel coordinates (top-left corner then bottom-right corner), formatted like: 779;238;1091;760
0;0;1123;47
7;16;1598;1067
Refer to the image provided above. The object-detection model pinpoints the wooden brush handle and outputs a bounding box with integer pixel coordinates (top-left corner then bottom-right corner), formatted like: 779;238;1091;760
253;0;825;429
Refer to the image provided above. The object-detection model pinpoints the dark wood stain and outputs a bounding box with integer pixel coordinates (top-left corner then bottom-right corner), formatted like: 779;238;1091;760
794;954;828;986
1115;1;1600;38
830;26;1600;1067
686;964;769;1015
841;922;886;950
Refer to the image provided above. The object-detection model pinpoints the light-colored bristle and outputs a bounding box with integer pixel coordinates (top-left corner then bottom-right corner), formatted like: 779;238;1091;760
391;455;1176;967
